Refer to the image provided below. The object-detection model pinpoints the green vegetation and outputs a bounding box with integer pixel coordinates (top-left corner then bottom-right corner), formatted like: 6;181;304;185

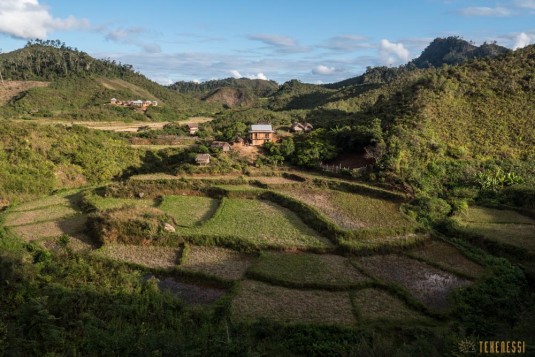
159;195;219;227
247;252;370;288
177;198;332;251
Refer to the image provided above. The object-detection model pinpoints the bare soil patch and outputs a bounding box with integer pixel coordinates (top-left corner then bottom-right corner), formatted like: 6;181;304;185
95;245;180;269
0;80;50;104
180;246;254;280
231;280;356;325
355;254;472;311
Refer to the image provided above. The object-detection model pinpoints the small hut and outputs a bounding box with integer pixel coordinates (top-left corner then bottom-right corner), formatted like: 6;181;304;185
195;154;211;166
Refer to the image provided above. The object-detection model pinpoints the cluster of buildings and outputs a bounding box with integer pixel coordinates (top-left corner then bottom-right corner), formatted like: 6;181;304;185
110;98;158;109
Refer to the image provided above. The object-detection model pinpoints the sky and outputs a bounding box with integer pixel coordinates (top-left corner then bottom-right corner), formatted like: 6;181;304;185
0;0;534;84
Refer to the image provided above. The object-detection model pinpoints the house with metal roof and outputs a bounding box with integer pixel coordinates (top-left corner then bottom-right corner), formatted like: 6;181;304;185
249;124;274;146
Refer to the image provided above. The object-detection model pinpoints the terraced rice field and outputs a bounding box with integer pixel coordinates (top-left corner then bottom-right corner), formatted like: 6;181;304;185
159;195;219;227
180;245;255;280
231;280;356;325
355;254;472;311
178;198;332;251
95;245;180;269
248;252;370;287
352;288;432;323
143;274;226;305
407;240;485;279
84;194;156;211
10;215;88;241
5;204;78;226
277;188;411;229
460;206;535;253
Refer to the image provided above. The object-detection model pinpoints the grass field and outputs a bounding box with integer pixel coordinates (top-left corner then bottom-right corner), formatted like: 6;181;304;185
231;280;356;325
463;207;535;224
277;188;411;230
40;233;97;253
248;252;370;288
94;245;180;269
84;193;156;211
180;245;255;280
179;198;332;251
5;204;78;227
159;195;219;227
352;288;432;323
355;254;472;311
407;240;485;279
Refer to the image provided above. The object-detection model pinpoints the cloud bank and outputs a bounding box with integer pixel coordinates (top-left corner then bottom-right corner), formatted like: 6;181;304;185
379;39;410;66
0;0;88;39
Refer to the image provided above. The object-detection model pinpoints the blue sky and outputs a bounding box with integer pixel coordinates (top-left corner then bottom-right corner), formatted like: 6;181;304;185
0;0;534;84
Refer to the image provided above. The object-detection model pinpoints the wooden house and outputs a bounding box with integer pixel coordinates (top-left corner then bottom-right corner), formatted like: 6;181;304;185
195;154;211;165
291;122;313;133
249;124;274;146
187;124;199;135
211;141;231;152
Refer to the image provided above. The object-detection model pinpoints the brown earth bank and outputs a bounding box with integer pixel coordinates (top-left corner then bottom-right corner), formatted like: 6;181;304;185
0;80;50;104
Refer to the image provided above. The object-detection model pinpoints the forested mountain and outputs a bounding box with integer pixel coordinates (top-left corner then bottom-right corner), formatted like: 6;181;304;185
0;40;217;120
168;77;279;97
410;36;510;68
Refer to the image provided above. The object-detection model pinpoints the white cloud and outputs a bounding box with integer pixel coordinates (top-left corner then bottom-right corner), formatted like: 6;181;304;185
459;6;512;17
0;0;89;39
103;27;161;53
513;32;534;49
515;0;535;9
229;70;242;78
312;65;336;75
250;72;268;80
249;34;310;53
379;39;410;66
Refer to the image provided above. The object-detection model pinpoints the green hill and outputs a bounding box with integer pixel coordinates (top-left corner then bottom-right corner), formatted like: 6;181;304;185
0;40;217;120
169;77;279;97
268;80;336;110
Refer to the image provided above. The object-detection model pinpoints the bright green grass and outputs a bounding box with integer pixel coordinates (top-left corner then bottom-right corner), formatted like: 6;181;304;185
86;194;156;211
248;252;369;287
159;195;219;227
178;198;331;250
462;223;535;254
352;288;432;323
330;190;411;228
464;207;535;225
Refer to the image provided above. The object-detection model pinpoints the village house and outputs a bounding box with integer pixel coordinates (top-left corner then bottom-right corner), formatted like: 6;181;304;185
187;124;199;135
195;153;211;166
249;124;274;146
291;122;314;133
211;141;231;152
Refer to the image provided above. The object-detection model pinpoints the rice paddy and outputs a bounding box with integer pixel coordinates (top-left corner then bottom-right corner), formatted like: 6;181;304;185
179;245;255;280
248;252;370;287
159;195;219;227
355;254;472;311
231;280;356;325
95;245;180;269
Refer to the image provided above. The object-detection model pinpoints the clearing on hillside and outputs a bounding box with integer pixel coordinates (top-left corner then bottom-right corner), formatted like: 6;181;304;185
352;288;432;323
94;245;180;269
231;280;356;325
0;80;49;104
159;196;219;227
179;245;255;280
247;252;370;288
276;188;411;230
355;254;472;311
178;198;332;251
407;240;484;279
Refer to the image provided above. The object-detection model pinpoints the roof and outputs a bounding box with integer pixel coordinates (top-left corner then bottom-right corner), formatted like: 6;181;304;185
132;100;143;104
187;123;199;128
249;124;273;132
195;154;211;162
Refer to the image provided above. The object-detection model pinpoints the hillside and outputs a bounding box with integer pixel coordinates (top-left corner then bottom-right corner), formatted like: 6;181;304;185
410;36;510;68
169;77;279;97
202;87;257;108
0;41;217;120
268;79;336;110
